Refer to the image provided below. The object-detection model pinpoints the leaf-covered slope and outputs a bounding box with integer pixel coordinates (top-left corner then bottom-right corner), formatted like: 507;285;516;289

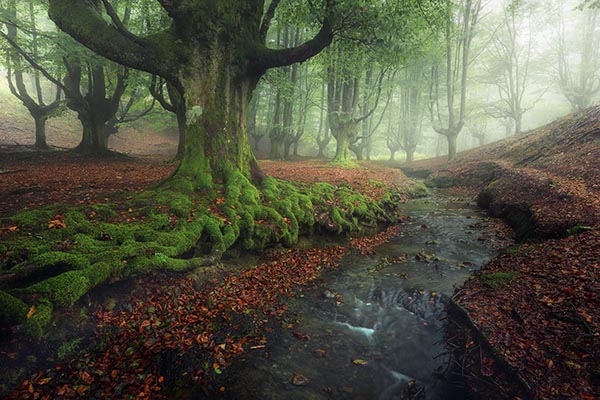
426;105;600;239
425;107;600;399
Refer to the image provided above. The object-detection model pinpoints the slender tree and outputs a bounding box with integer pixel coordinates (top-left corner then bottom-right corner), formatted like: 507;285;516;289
428;0;483;162
554;5;600;111
484;2;544;135
1;0;62;149
315;80;331;158
150;75;185;159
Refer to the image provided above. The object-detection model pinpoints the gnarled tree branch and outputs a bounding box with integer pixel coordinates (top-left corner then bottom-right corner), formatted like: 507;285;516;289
48;0;180;81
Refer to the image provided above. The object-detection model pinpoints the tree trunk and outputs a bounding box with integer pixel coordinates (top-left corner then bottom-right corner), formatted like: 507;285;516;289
76;111;109;154
171;56;262;188
514;113;522;135
406;146;416;162
333;126;351;162
33;113;49;150
389;150;396;161
269;90;285;160
175;106;186;160
447;134;458;162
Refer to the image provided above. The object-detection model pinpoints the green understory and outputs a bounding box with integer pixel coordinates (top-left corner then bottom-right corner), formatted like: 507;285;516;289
0;170;409;337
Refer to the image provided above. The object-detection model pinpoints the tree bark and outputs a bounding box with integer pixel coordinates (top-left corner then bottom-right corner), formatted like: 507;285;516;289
447;133;458;162
406;146;416;162
172;52;262;187
33;114;49;149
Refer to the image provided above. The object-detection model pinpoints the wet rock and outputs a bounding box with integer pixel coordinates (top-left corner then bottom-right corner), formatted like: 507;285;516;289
415;251;438;262
103;297;117;311
342;386;353;394
291;372;308;386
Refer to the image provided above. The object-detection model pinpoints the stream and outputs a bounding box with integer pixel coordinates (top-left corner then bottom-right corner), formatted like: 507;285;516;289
221;194;502;400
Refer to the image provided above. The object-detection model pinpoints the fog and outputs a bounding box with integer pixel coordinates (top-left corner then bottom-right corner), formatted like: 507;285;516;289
0;0;598;162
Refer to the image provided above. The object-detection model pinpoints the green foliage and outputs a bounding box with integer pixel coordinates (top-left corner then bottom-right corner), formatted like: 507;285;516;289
480;271;518;288
57;337;83;361
424;175;455;188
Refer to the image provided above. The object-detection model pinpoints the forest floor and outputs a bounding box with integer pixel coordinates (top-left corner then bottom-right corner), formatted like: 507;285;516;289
401;106;600;399
0;156;420;399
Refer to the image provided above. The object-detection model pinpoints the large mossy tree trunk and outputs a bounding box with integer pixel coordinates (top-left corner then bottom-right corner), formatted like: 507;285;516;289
173;57;261;188
49;1;332;183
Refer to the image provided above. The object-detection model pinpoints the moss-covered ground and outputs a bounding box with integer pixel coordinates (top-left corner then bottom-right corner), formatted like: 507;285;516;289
0;155;426;397
0;158;424;339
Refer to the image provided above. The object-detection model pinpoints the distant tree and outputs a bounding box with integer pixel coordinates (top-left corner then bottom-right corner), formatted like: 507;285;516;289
483;2;545;135
315;80;331;158
554;6;600;111
395;65;426;161
1;0;62;149
327;50;386;162
1;0;155;154
350;70;392;161
149;75;185;159
428;0;484;162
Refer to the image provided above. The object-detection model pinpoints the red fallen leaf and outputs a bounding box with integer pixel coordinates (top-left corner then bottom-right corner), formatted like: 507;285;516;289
74;385;89;395
79;371;94;385
139;320;151;331
578;309;592;323
291;372;308;386
1;351;17;359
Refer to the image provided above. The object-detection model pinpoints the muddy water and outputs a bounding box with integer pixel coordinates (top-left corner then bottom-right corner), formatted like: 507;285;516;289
222;194;501;400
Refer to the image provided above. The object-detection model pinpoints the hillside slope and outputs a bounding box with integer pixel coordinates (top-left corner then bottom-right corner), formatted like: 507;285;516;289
415;106;600;399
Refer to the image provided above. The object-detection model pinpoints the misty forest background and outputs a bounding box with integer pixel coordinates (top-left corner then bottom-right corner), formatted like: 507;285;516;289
0;0;598;162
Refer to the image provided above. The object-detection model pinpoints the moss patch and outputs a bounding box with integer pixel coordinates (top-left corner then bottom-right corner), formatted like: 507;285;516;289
480;271;518;289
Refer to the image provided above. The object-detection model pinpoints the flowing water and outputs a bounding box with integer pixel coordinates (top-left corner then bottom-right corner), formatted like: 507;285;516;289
222;194;502;400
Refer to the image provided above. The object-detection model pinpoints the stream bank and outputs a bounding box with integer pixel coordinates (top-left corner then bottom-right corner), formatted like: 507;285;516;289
212;193;510;400
401;107;600;399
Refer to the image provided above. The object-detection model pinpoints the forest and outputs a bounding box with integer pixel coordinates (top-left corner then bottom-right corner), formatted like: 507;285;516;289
0;0;599;399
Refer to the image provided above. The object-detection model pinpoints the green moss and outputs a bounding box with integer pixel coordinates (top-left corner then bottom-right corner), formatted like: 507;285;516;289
566;224;594;236
0;290;29;323
24;300;53;338
27;252;90;270
10;209;55;230
57;337;83;361
425;175;454;188
22;270;90;307
480;271;518;288
407;181;429;197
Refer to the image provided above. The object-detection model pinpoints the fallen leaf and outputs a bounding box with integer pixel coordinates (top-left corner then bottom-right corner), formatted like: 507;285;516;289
26;305;36;319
